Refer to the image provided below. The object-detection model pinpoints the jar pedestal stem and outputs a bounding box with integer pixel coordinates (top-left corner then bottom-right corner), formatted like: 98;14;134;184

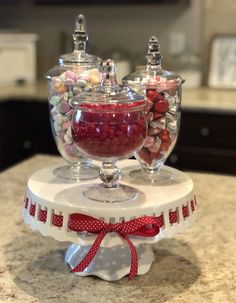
83;161;139;203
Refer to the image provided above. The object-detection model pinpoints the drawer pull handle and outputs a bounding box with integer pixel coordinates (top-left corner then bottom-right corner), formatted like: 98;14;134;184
23;140;32;149
200;127;210;137
170;153;178;164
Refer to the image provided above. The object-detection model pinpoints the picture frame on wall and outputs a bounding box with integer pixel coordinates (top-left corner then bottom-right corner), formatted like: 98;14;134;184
208;35;236;89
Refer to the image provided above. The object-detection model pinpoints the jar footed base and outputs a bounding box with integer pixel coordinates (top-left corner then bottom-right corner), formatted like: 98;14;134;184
65;243;155;281
83;183;139;203
53;164;99;181
129;167;173;185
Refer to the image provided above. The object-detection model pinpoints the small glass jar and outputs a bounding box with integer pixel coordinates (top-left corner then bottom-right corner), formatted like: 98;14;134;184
45;15;101;181
123;36;184;182
71;60;146;203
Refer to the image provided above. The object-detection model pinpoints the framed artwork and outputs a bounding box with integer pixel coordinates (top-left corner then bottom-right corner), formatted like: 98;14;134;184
208;35;236;89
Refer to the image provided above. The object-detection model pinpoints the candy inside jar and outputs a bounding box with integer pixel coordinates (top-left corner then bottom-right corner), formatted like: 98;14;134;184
138;78;181;171
72;103;146;160
123;36;184;182
45;14;101;181
71;60;147;203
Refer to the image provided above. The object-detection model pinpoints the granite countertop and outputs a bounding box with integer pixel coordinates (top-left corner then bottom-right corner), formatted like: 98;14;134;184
0;82;236;113
0;155;235;302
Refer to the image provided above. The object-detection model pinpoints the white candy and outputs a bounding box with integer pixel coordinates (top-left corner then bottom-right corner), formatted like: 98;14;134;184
55;113;63;125
73;86;83;95
164;92;179;106
62;115;70;122
77;79;88;88
150;117;166;130
168;104;178;114
63;92;69;101
54;121;62;133
50;96;60;106
66;127;72;138
59;74;65;81
64;134;73;144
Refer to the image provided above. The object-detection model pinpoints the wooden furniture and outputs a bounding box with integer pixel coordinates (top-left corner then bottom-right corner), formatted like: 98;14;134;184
168;109;236;174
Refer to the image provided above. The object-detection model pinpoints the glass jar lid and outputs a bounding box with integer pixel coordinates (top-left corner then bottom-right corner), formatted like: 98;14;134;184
59;14;100;65
122;36;184;87
71;59;145;109
46;14;101;80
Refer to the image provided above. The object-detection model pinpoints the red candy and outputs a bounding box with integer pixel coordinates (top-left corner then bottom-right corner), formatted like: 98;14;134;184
146;89;165;102
153;112;163;120
149;151;160;162
159;129;171;142
72;105;146;158
137;147;162;165
154;99;169;113
138;148;151;165
136;85;178;166
159;141;171;152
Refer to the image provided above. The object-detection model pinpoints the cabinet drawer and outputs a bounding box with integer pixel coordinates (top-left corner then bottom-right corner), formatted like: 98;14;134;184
168;146;236;174
179;110;236;149
0;134;58;170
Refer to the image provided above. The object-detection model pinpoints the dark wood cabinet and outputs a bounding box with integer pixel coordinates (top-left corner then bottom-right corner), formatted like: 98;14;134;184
166;109;236;174
0;100;58;171
1;100;236;175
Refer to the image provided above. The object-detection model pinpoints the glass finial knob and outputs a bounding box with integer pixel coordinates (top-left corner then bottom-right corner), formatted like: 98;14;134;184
73;14;88;51
100;59;118;90
146;36;162;66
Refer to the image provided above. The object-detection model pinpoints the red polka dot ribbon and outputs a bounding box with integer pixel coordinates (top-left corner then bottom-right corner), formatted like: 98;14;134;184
68;214;163;280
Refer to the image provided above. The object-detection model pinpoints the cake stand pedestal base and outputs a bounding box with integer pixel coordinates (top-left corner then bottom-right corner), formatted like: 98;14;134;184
65;243;155;281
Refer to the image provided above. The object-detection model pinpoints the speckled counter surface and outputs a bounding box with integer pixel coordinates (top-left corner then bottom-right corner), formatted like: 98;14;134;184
0;155;235;303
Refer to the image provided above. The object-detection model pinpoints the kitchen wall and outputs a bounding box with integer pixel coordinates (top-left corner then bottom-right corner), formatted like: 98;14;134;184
203;0;236;83
0;0;203;79
0;0;235;84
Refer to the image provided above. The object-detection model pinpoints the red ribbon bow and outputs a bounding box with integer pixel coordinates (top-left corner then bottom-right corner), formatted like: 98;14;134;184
68;213;163;280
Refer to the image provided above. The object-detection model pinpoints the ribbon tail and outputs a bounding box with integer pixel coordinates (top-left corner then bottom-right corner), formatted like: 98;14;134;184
71;229;108;273
121;234;138;280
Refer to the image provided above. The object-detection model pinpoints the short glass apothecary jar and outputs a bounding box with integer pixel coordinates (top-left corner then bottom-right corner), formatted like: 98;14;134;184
71;60;147;203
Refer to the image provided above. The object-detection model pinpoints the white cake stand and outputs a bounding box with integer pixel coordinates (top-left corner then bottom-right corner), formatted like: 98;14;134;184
23;160;197;281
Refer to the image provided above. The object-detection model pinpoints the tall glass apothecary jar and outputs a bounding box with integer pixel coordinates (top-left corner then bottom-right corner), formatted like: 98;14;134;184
123;36;184;182
46;15;101;181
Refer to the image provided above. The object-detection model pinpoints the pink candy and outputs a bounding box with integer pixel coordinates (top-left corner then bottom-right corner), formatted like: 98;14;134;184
62;120;71;129
60;102;71;113
66;109;74;116
65;70;77;82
